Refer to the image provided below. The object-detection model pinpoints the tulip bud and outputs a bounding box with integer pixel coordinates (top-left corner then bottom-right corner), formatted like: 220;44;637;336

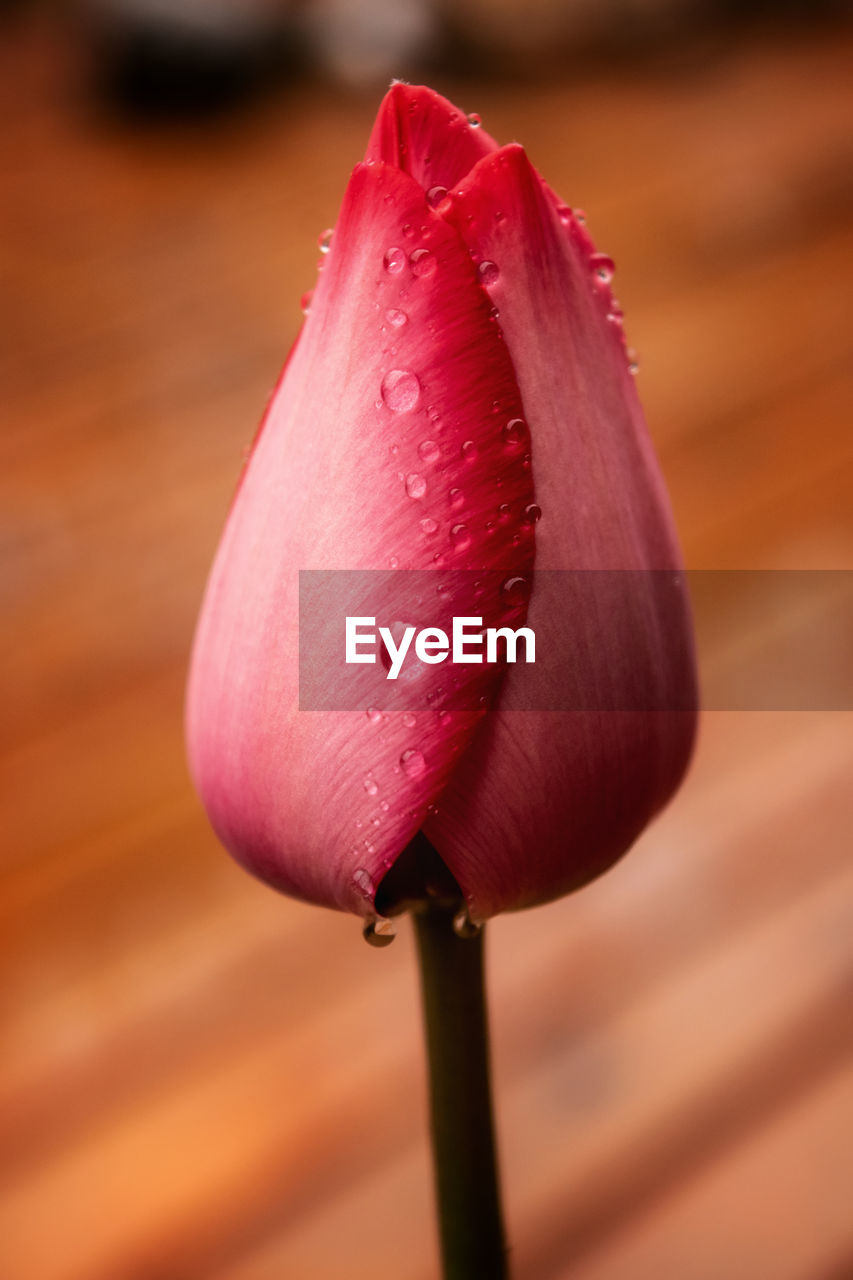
186;84;696;923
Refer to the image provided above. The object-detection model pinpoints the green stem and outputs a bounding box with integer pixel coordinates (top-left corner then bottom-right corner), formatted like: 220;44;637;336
413;902;508;1280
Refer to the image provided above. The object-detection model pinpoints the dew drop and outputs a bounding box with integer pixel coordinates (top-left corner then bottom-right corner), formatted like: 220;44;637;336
498;502;512;522
363;916;396;947
402;712;416;728
406;473;427;499
389;555;399;569
410;248;436;278
353;867;374;898
402;223;415;239
575;209;586;224
420;516;438;534
522;503;542;525
381;369;421;412
453;907;482;938
501;575;531;607
629;360;639;376
438;710;452;727
400;748;426;779
427;185;449;208
461;440;477;462
502;418;528;449
366;706;382;724
478;260;500;286
364;776;379;796
556;204;572;225
383;246;405;274
386;308;408;327
318;228;334;254
590;253;615;283
449;487;464;509
467;112;482;128
450;523;471;551
418;439;440;462
300;290;313;315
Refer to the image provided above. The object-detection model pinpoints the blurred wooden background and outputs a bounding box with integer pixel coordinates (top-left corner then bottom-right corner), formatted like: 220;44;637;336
1;11;852;1280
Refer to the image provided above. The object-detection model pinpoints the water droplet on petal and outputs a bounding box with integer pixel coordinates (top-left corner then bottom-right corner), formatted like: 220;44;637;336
410;248;436;278
453;907;481;938
478;260;500;286
384;246;405;274
590;253;615;283
522;503;542;525
501;575;531;607
418;439;440;462
402;712;416;727
406;473;427;499
438;710;452;727
300;290;313;315
401;748;426;778
386;308;408;327
381;369;421;412
353;867;373;898
389;555;399;569
449;487;464;509
575;209;586;224
556;204;572;225
364;776;379;796
467;112;482;128
450;523;471;551
461;440;477;462
498;502;512;522
318;228;334;254
420;517;438;534
366;706;382;724
363;915;396;947
427;185;449;208
502;418;528;449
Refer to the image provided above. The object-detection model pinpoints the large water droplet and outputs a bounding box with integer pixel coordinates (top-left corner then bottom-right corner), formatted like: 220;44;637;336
381;369;421;412
453;907;482;938
318;228;334;254
590;253;615;283
427;185;449;209
556;204;572;226
420;516;438;534
401;748;426;778
502;418;528;450
363;915;396;947
467;112;482;128
501;575;531;607
478;260;500;286
406;473;427;499
418;439;440;462
410;249;436;278
450;523;471;551
386;308;408;328
522;503;542;525
384;246;405;274
366;706;382;724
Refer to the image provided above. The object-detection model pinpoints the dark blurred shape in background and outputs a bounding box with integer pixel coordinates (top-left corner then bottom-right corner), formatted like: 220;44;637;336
1;0;849;114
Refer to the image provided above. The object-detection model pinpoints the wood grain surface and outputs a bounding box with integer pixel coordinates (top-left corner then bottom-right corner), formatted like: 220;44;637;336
2;14;852;1280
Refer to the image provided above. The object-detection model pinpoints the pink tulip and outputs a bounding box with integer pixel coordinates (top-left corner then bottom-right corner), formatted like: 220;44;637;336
186;84;696;923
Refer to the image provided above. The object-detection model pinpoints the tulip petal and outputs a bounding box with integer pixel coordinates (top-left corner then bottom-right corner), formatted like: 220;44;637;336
365;82;499;196
422;144;697;918
186;158;536;915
